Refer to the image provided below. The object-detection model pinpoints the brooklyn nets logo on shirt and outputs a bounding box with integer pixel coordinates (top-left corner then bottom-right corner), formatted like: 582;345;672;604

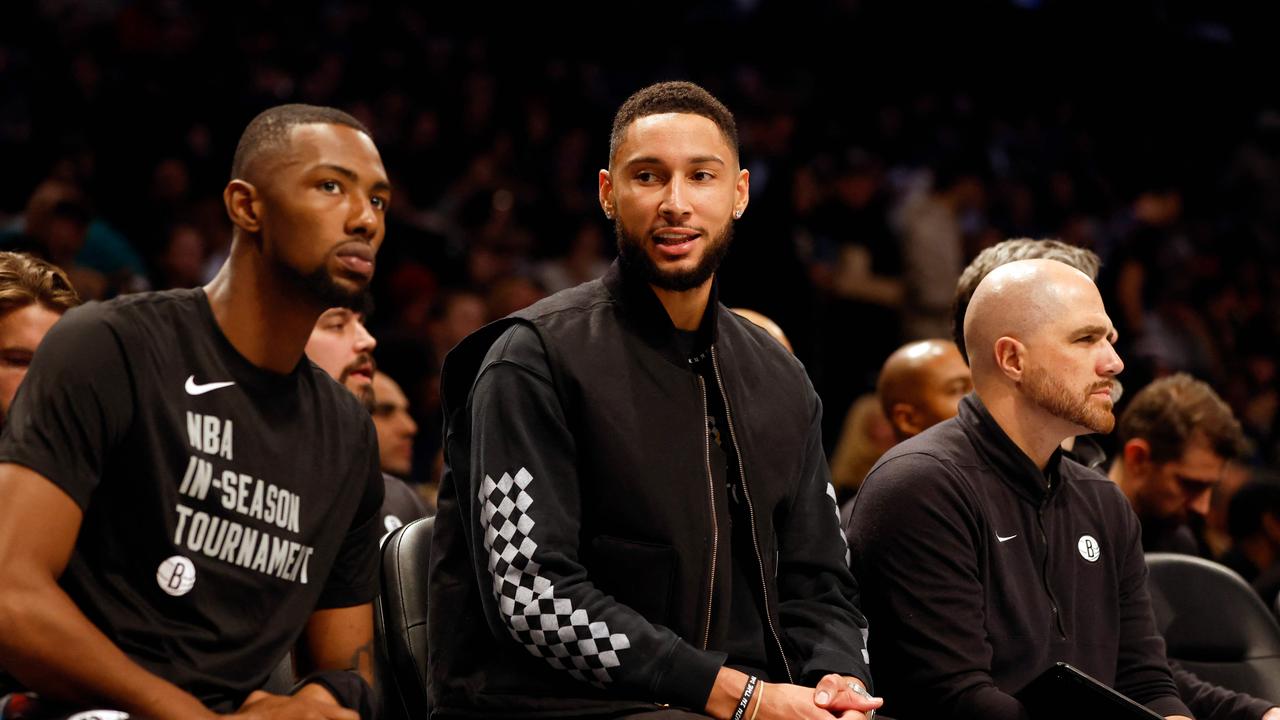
156;555;197;596
1077;534;1101;563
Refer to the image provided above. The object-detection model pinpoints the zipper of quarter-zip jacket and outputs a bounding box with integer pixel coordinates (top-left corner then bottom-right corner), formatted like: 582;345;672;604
697;374;718;650
711;346;794;683
1037;501;1067;639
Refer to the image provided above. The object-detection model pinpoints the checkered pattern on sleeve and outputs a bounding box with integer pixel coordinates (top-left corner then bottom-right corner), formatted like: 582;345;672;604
479;467;632;685
826;481;851;567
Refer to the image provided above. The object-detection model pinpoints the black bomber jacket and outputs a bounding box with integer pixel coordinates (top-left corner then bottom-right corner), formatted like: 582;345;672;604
427;261;870;717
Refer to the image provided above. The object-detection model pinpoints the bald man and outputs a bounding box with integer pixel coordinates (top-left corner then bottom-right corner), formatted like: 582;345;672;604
846;259;1191;720
877;339;971;442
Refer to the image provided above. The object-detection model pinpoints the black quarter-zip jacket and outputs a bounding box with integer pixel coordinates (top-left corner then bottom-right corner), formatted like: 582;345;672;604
427;261;870;717
846;394;1189;720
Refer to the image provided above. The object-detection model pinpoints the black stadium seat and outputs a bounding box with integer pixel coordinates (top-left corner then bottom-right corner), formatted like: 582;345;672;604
1146;552;1280;701
378;516;434;717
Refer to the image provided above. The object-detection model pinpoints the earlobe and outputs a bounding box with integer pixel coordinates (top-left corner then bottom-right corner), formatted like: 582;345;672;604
994;337;1024;381
224;180;262;234
1123;439;1152;473
736;168;750;216
1262;513;1280;543
891;404;919;438
598;170;614;220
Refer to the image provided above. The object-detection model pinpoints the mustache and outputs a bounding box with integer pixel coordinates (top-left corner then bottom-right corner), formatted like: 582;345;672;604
339;353;376;381
1088;380;1122;402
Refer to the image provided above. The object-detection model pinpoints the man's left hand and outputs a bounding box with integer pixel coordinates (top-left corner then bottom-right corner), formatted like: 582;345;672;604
813;673;883;719
1263;708;1280;720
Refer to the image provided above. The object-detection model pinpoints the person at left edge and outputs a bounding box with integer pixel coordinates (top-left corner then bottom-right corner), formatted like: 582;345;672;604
0;104;388;719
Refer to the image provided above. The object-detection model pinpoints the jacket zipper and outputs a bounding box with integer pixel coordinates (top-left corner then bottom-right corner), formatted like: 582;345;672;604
710;346;794;683
1037;500;1067;639
697;375;718;650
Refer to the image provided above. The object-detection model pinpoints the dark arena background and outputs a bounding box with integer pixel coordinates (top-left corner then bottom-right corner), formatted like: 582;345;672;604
3;1;1280;495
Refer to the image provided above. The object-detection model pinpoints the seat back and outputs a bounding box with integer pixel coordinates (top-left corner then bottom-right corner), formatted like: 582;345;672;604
1146;552;1280;700
378;516;434;717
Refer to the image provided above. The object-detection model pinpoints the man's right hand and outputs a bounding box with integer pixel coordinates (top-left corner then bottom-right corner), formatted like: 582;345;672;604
228;690;358;720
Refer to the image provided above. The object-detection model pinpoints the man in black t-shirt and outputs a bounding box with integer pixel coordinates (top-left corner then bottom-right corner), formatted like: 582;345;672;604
0;104;390;719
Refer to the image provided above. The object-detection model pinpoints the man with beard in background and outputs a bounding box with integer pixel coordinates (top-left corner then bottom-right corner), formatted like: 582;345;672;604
304;303;428;536
847;259;1191;720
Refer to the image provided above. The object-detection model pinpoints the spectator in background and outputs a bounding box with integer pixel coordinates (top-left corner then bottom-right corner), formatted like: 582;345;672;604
2;180;107;300
371;370;417;480
810;149;905;414
305;304;377;405
876;339;971;443
730;307;793;353
154;223;209;290
425;287;486;359
1223;478;1280;606
535;220;611;294
304;304;429;535
485;275;545;321
370;370;433;515
829;393;896;505
894;158;983;340
0;252;81;424
1110;374;1248;556
2;178;152;299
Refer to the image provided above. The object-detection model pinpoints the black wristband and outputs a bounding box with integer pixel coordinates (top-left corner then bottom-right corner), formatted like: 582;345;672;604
292;670;375;719
731;675;758;720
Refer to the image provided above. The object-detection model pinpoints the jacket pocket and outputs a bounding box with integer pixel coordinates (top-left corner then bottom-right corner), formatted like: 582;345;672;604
587;535;677;625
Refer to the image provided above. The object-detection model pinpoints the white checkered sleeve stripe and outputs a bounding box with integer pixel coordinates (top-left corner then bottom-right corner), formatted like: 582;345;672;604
826;481;851;567
479;467;632;685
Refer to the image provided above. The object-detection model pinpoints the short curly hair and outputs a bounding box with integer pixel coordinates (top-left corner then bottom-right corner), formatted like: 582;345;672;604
609;81;738;165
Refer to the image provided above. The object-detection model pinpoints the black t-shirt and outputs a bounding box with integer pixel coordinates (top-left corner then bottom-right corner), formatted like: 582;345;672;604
380;472;430;540
0;288;384;711
676;330;770;677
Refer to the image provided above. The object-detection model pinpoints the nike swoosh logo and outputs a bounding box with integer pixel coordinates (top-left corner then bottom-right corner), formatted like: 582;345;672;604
997;534;1018;543
185;375;236;395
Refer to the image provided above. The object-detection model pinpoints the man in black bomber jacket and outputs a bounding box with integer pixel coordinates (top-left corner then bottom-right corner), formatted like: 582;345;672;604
848;258;1192;720
427;82;880;720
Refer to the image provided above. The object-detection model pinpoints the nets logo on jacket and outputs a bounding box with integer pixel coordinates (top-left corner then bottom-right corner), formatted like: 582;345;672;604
1077;534;1101;562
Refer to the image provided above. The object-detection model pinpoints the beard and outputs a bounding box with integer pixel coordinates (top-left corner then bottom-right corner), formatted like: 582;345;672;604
1021;364;1116;435
282;256;371;310
615;217;733;292
338;354;376;409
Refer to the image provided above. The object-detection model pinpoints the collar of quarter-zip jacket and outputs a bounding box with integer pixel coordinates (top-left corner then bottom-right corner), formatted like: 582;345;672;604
957;393;1065;506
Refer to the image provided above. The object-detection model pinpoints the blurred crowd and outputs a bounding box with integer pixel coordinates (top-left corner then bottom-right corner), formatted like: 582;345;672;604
3;0;1280;489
